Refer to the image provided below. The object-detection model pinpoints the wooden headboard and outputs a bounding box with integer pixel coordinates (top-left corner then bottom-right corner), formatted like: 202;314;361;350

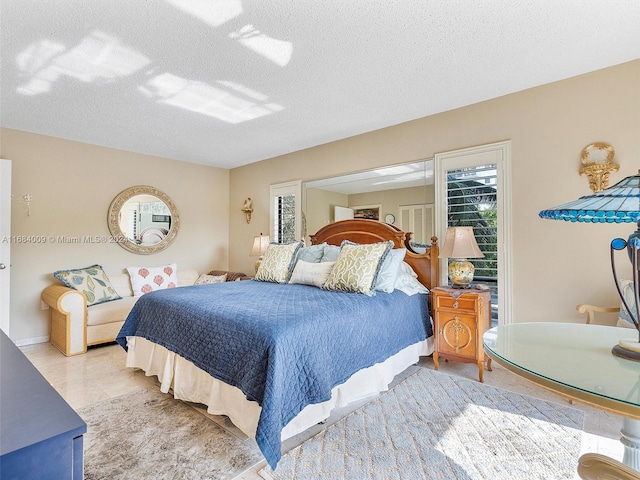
310;219;439;290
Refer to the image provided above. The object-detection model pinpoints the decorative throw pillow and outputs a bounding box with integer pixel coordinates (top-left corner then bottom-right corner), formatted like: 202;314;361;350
194;273;227;285
374;248;406;293
323;240;393;295
254;242;303;283
289;260;335;288
53;264;121;307
618;279;638;329
127;263;178;296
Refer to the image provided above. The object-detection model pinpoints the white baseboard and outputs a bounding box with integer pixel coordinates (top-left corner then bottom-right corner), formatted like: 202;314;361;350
15;335;49;347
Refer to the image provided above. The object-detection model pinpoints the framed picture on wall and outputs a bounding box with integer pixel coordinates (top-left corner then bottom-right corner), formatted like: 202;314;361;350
351;204;381;220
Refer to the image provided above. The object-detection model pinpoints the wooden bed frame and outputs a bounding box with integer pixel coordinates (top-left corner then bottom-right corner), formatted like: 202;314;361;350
310;218;439;290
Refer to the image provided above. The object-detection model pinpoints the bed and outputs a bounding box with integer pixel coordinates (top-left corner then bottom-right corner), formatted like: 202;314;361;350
116;219;439;469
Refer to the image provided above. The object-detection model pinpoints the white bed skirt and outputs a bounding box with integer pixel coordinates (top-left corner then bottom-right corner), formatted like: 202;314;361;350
125;335;434;441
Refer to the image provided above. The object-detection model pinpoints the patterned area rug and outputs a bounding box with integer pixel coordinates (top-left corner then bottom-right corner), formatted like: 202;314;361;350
259;368;585;480
78;388;262;480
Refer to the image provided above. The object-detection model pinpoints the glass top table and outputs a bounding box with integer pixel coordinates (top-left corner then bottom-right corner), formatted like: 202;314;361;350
483;322;640;470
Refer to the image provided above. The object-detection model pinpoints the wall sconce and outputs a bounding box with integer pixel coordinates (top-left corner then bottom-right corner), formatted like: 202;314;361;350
241;197;253;223
579;142;619;193
22;194;32;216
250;233;270;272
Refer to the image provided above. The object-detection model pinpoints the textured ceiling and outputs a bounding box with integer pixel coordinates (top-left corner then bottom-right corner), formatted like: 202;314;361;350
1;1;639;169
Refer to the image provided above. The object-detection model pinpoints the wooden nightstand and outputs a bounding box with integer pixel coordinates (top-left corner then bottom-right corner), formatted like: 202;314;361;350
432;286;492;382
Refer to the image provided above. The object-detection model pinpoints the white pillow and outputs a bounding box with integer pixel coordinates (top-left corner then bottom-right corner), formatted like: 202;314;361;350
289;261;335;288
127;263;178;296
323;240;393;295
254;242;303;283
394;262;429;296
374;248;406;293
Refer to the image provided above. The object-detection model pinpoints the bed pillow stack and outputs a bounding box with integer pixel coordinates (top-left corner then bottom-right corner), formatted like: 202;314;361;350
323;240;393;295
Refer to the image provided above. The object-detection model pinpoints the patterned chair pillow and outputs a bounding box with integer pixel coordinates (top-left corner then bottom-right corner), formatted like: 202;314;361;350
194;273;227;285
254;242;303;283
323;240;393;295
127;263;178;296
54;264;121;306
618;279;638;329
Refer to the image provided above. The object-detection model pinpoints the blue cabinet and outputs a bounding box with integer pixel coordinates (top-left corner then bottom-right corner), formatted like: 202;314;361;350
0;330;86;479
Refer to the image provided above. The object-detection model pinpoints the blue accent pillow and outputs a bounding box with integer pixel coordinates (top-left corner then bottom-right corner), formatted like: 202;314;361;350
374;248;407;293
320;245;341;262
296;244;326;263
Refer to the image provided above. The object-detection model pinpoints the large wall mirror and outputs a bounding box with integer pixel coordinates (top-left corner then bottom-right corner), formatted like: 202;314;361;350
107;185;180;254
302;159;435;248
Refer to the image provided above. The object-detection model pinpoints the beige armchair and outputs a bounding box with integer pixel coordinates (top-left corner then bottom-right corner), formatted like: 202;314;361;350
576;303;621;325
577;453;640;480
577;279;636;328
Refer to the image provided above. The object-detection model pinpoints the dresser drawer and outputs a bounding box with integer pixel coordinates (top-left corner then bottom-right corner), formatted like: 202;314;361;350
434;294;477;312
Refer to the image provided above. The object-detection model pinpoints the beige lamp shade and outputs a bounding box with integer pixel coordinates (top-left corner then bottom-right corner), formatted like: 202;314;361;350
439;227;484;259
250;234;270;272
439;226;484;288
250;234;270;257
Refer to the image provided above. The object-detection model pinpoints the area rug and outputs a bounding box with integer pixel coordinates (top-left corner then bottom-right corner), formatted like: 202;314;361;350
78;387;263;480
259;368;585;480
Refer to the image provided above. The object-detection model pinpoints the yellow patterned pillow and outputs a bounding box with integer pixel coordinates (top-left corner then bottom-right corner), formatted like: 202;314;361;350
323;241;393;295
254;242;303;283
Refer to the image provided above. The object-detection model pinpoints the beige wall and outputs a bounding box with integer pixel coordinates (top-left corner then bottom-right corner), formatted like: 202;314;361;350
0;129;230;343
229;59;640;325
304;188;348;241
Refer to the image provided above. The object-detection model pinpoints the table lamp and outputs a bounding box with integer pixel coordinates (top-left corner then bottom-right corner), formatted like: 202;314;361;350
539;170;640;361
250;233;270;272
439;226;485;288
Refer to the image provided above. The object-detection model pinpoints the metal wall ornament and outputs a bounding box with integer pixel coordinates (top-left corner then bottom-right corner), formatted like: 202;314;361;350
579;142;619;193
241;197;253;223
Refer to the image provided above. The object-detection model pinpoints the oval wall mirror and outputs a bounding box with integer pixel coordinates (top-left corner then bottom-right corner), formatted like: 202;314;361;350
107;185;180;254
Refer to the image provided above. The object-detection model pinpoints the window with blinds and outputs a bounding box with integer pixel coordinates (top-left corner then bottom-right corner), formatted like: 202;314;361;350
273;193;296;243
270;181;301;244
446;164;498;282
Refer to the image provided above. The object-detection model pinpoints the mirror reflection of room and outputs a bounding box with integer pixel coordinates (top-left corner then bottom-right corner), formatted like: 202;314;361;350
119;194;172;245
303;159;435;250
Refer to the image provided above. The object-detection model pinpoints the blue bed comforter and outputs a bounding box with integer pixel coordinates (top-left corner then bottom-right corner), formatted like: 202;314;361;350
116;280;431;468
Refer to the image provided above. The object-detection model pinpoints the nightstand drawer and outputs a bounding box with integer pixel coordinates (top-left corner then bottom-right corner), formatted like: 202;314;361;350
434;294;477;312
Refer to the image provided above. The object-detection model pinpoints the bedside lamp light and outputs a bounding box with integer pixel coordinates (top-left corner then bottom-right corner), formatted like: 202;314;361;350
250;233;270;272
439;226;484;288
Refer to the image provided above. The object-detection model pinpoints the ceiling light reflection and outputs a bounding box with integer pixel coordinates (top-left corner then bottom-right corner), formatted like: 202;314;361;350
230;24;292;67
15;32;150;96
165;0;242;27
139;73;284;124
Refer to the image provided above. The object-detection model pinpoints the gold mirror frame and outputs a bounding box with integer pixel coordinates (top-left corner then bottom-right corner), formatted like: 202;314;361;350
107;185;180;255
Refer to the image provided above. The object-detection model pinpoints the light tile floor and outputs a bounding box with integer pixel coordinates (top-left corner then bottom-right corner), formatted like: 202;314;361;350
21;341;625;479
